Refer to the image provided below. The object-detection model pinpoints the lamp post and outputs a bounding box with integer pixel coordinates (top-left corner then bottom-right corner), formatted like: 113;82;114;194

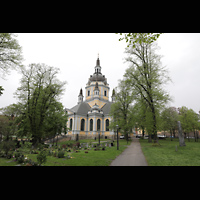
99;131;100;146
116;125;119;150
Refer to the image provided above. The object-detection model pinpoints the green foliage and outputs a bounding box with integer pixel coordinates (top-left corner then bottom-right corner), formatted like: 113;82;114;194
110;80;134;142
0;140;15;156
0;33;23;78
14;63;67;145
117;33;162;48
160;107;178;137
58;151;65;158
123;41;171;141
37;150;47;165
178;106;200;134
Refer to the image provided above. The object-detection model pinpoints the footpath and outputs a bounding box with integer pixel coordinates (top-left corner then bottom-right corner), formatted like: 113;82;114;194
109;138;148;166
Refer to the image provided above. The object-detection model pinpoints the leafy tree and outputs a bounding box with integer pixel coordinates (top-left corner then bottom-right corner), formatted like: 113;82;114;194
110;80;134;143
15;63;67;146
178;106;200;142
117;33;162;48
160;107;178;141
0;33;23;95
124;41;171;142
44;101;68;146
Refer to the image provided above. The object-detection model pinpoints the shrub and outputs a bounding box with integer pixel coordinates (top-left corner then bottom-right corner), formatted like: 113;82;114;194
0;141;15;156
37;150;47;165
24;141;32;148
58;151;65;158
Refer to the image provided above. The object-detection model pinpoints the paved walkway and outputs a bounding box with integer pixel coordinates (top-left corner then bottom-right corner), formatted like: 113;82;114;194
109;138;148;166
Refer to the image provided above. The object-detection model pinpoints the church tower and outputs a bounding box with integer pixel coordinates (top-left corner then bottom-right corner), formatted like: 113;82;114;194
85;54;110;108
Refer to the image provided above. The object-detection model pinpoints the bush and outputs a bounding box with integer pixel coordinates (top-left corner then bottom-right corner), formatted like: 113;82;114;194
37;150;47;165
58;151;65;158
0;141;15;156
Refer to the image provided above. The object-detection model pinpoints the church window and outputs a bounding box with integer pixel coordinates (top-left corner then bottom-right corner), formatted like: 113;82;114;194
70;118;73;130
90;119;93;131
81;119;85;131
88;90;90;96
104;90;107;96
106;119;109;131
97;119;101;131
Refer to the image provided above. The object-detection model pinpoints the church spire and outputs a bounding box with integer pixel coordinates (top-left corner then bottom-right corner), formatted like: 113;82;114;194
95;54;101;74
96;53;100;66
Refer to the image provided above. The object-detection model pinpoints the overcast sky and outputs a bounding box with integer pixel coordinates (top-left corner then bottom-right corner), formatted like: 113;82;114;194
0;33;200;113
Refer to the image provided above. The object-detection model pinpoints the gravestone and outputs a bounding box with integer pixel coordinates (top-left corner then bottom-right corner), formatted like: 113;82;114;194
109;144;111;147
178;121;186;147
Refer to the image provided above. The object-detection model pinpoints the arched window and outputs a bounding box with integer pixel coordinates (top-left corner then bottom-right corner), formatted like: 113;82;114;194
81;119;85;131
106;119;109;131
90;119;93;131
97;119;101;131
70;118;73;130
88;90;90;96
104;90;107;96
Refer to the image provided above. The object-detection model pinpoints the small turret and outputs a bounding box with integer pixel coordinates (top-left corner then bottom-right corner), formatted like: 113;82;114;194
94;82;100;98
111;88;116;102
78;88;84;104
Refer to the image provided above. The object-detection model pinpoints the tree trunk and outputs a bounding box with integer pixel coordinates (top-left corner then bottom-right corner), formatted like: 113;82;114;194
148;132;152;143
170;129;173;141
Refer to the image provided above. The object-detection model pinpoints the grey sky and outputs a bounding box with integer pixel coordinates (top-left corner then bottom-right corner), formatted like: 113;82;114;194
0;33;200;113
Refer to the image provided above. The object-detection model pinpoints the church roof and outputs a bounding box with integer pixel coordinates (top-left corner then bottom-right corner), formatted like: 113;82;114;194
101;102;113;115
70;102;91;115
70;101;113;116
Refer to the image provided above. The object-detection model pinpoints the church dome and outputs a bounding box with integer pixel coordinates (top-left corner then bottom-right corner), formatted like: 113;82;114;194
87;55;107;85
89;74;106;82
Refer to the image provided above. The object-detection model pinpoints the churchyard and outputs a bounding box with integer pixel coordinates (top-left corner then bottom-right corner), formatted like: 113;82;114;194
0;138;130;166
140;138;200;166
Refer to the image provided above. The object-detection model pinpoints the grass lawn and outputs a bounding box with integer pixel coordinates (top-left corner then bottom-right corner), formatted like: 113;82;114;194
0;139;130;166
140;138;200;166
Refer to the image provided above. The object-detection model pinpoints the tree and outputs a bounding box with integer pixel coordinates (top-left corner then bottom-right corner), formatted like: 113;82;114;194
15;63;67;146
110;80;134;144
178;106;200;142
0;33;23;76
117;33;162;48
160;107;178;141
0;33;23;95
44;101;68;146
124;41;171;143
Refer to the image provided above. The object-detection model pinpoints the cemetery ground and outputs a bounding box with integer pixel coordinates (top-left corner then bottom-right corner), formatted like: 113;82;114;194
140;137;200;166
0;138;130;166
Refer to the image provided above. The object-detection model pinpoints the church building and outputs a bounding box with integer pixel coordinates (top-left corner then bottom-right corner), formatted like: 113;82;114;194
66;55;116;139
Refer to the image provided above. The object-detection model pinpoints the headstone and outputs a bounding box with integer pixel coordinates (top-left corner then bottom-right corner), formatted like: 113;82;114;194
178;121;186;147
92;144;94;148
105;143;107;147
109;144;111;147
49;144;52;148
86;143;88;148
